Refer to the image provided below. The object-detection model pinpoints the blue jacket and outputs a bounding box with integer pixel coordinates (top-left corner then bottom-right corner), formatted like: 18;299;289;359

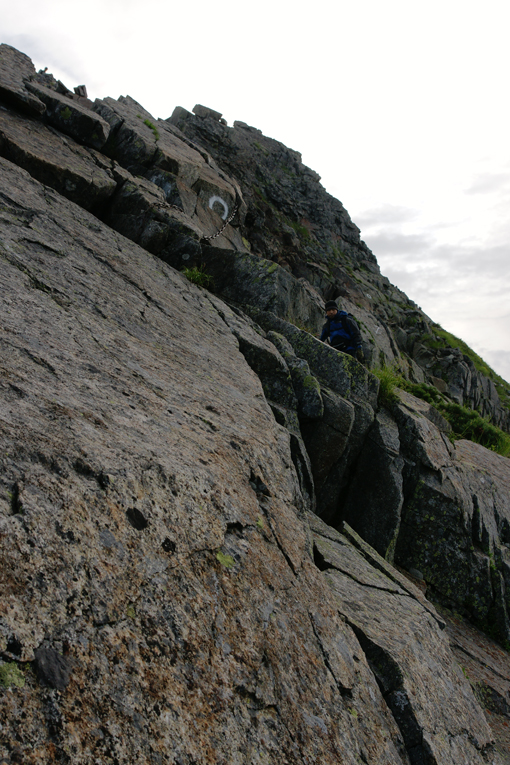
321;311;362;354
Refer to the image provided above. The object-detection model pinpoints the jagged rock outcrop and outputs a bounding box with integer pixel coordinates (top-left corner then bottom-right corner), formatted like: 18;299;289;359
1;43;508;429
1;44;510;763
168;102;510;429
339;388;510;648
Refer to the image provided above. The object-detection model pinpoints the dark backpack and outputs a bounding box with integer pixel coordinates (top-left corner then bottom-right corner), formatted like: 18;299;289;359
328;311;359;350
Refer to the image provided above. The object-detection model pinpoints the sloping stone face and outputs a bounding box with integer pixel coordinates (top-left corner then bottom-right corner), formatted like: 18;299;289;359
0;153;501;765
1;43;509;433
310;516;496;765
396;438;510;641
0;46;509;763
339;388;510;646
26;81;111;149
341;409;404;561
0;107;117;211
0;44;45;115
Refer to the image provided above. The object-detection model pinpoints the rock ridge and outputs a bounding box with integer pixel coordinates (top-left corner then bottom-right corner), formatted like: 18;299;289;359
1;44;510;763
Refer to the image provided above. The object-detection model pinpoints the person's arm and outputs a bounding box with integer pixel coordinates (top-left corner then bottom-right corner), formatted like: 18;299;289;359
320;322;329;342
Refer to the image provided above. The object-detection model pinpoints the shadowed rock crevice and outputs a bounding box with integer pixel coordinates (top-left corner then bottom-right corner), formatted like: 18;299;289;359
308;613;353;699
350;626;429;765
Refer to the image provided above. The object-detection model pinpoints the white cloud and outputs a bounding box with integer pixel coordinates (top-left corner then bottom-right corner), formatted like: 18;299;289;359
466;172;510;195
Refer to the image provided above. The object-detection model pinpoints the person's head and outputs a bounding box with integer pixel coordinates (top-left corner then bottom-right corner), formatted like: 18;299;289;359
325;300;339;318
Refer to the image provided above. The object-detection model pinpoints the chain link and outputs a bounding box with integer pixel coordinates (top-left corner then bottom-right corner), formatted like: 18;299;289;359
201;203;239;241
153;199;239;242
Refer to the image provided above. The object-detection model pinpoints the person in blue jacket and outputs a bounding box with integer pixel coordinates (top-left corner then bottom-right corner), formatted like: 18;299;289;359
320;301;364;361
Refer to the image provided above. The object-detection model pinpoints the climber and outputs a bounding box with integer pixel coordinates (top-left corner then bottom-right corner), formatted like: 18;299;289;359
320;301;364;362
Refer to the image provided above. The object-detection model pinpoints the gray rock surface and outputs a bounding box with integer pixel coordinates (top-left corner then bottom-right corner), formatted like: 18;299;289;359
396;437;510;644
341;409;404;561
0;107;117;210
310;515;499;765
442;608;510;762
336;386;510;646
0;44;45;115
93;95;247;250
26;81;111;149
0;152;502;765
1;45;510;763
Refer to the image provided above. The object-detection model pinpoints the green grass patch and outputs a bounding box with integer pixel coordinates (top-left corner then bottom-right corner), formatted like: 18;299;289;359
440;403;510;455
373;366;510;456
143;119;160;140
136;113;160;140
372;366;401;408
182;264;213;289
0;662;25;688
289;220;310;240
254;141;269;156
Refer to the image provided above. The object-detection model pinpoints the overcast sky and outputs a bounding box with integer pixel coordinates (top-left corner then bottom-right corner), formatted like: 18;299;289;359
2;0;509;382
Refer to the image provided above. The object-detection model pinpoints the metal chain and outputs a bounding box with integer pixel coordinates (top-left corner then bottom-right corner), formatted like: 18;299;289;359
201;203;239;241
153;198;239;242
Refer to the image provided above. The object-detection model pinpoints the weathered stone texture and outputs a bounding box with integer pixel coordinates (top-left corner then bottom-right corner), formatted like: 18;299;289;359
310;515;499;765
396;438;510;642
0;154;501;765
0;107;117;210
1;44;509;764
0;44;45;115
26;81;111;149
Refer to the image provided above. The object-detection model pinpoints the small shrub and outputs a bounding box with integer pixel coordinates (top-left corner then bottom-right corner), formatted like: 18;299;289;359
143;119;160;140
372;366;400;408
136;113;160;140
289;220;310;240
439;403;510;456
371;368;510;456
401;380;442;405
182;265;213;289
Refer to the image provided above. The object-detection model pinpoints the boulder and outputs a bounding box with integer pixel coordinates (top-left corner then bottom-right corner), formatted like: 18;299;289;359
266;331;324;421
309;395;375;524
93;96;246;247
395;437;510;645
193;104;223;121
301;388;355;488
25;81;110;149
0;44;45;115
310;514;499;765
0;108;117;211
105;173;203;260
393;389;452;471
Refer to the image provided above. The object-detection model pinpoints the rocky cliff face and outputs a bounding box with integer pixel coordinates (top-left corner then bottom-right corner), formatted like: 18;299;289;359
1;44;510;764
